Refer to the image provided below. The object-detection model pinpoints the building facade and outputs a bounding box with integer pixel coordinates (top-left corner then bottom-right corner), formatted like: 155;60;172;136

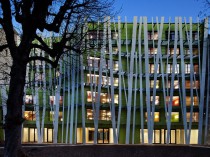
0;16;209;145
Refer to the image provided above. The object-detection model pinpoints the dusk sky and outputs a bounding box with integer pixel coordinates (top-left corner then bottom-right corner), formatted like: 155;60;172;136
114;0;205;22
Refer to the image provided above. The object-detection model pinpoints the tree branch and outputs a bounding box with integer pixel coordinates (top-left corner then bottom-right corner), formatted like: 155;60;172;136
28;56;56;67
1;0;17;57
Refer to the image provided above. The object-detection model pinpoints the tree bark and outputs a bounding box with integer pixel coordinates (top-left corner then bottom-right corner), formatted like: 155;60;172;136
4;56;27;157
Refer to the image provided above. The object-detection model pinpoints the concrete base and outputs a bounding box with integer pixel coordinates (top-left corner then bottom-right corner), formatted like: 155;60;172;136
1;144;210;157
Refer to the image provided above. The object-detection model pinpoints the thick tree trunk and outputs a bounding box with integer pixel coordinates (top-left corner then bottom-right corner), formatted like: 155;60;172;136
4;59;27;157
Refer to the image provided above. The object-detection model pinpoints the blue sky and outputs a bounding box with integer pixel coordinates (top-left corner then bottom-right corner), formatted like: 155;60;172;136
114;0;205;22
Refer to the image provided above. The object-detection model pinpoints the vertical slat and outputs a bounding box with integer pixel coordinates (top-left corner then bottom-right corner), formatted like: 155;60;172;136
198;18;208;144
125;16;137;144
117;16;122;142
108;17;117;144
143;16;152;144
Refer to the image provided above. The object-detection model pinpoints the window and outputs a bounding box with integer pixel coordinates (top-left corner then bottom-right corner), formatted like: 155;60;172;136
88;30;104;40
185;48;199;55
44;128;53;143
87;109;111;121
150;80;160;88
87;57;100;68
87;74;118;86
185;80;200;89
166;96;179;106
145;112;160;122
186;96;199;106
107;60;119;70
50;96;63;105
149;48;158;54
150;96;160;105
186;31;198;40
169;48;179;55
194;64;199;74
88;31;117;40
185;64;199;74
168;31;179;40
167;64;179;73
150;64;159;73
187;112;199;122
50;111;63;121
87;91;118;104
24;111;36;121
25;95;33;104
171;112;179;122
87;74;99;84
148;31;158;40
185;64;191;74
166;80;179;89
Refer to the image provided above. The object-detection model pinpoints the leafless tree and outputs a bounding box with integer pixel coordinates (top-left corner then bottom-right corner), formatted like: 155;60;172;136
0;0;114;156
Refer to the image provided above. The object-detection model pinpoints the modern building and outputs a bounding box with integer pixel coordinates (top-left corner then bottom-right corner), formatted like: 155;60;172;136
0;16;209;145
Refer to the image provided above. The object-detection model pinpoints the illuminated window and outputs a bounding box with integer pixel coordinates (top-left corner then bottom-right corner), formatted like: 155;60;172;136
150;64;159;73
150;80;160;88
25;95;33;104
169;48;179;55
186;96;199;106
185;64;199;74
108;60;119;70
87;91;118;104
185;80;200;89
49;96;63;105
149;48;158;54
187;112;199;122
24;111;36;121
50;111;63;121
101;76;118;86
166;80;179;89
194;64;199;74
87;57;100;68
87;91;98;103
185;64;191;74
148;32;158;40
167;64;179;73
87;74;99;84
185;48;199;55
166;96;179;106
150;96;160;105
145;112;160;122
171;112;179;122
87;109;111;121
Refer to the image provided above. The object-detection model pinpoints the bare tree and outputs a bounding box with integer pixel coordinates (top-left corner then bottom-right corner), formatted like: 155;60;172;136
0;0;114;156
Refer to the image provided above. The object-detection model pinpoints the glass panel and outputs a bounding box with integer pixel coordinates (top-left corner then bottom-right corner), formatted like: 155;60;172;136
154;130;160;143
144;129;149;143
98;129;103;143
171;112;179;122
50;111;63;121
104;129;109;143
44;128;47;142
150;96;160;105
166;96;179;106
22;128;28;142
25;95;33;104
29;128;35;142
171;130;176;144
187;112;199;122
48;128;53;143
150;80;160;88
145;112;159;122
24;111;36;121
185;80;200;89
